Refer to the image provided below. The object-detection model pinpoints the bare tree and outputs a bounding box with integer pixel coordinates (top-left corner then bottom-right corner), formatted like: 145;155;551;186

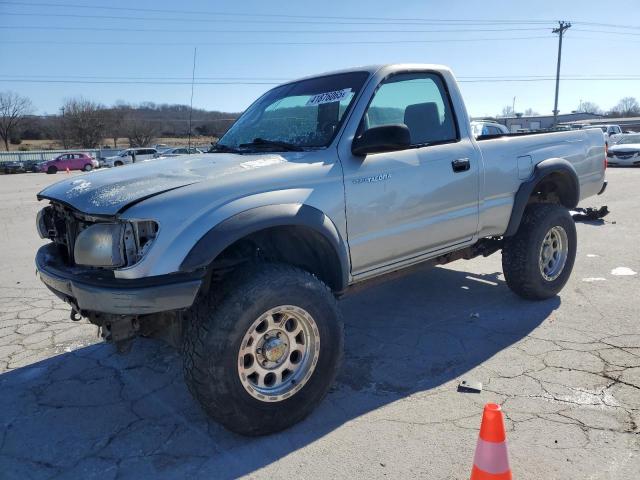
611;97;640;117
523;108;539;116
499;105;515;118
104;106;130;148
576;100;602;115
62;98;108;148
124;116;158;147
0;91;33;151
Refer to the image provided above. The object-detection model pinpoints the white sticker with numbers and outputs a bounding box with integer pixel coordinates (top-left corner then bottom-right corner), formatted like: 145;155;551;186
306;88;351;106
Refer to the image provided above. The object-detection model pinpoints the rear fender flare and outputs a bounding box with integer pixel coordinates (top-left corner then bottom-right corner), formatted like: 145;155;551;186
504;158;580;237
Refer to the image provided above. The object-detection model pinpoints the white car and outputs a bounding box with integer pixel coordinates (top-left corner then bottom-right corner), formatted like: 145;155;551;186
470;120;509;138
102;148;158;167
582;124;623;146
607;134;640;167
156;147;203;158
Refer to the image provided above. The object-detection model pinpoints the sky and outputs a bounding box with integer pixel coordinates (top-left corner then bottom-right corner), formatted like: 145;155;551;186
1;0;639;118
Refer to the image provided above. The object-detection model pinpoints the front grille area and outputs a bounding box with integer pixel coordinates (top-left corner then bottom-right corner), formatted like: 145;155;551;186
612;150;639;160
39;203;101;266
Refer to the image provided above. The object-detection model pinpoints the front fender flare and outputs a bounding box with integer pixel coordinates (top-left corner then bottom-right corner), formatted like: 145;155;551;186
504;158;580;237
179;204;350;291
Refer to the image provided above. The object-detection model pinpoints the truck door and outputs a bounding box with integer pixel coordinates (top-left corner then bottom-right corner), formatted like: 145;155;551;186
339;72;480;276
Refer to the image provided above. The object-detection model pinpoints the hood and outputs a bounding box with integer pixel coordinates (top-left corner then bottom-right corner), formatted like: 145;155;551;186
610;143;640;152
37;152;301;216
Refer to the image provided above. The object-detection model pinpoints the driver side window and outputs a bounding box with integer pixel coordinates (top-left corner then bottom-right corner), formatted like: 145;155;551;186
363;72;457;146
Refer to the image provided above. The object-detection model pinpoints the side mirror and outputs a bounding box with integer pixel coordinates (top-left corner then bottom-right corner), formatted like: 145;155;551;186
352;124;411;156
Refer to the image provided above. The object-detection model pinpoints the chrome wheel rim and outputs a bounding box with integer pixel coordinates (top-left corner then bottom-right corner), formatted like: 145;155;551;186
539;226;569;281
238;305;320;402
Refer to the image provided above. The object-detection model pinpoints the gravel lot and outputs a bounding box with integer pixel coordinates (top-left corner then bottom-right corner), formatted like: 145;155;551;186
0;169;638;479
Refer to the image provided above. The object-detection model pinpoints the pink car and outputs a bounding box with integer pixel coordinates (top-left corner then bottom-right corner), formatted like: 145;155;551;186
40;153;99;174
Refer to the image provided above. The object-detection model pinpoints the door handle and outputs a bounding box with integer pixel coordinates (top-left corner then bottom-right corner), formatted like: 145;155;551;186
451;158;470;172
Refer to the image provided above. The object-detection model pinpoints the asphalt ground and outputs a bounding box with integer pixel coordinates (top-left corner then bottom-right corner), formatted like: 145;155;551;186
0;168;638;479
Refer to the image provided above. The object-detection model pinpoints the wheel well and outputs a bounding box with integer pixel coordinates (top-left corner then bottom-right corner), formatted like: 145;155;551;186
209;225;345;292
527;171;578;208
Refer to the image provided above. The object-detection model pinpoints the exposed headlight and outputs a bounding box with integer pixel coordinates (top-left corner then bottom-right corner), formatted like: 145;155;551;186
74;220;158;268
74;223;126;267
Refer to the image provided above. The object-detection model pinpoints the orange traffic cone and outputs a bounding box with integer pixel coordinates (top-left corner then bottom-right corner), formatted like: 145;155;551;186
66;167;70;174
470;403;512;480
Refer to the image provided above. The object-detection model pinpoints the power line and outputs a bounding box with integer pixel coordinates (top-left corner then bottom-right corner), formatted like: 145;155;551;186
572;28;640;37
2;77;639;86
0;35;554;46
0;18;550;33
573;21;640;31
0;1;558;24
3;73;638;81
3;1;639;32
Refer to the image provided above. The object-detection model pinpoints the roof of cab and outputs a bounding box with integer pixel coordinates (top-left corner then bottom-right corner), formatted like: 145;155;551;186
281;63;454;87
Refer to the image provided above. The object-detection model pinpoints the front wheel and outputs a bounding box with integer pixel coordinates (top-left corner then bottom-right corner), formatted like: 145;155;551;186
83;163;93;171
502;203;577;300
183;263;343;436
46;166;57;174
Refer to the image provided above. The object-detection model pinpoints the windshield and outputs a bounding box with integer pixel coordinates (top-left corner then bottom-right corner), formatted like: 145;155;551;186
617;135;640;144
218;71;369;150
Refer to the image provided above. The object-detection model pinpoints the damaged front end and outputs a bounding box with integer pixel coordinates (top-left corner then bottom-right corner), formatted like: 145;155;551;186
35;202;203;352
36;202;159;269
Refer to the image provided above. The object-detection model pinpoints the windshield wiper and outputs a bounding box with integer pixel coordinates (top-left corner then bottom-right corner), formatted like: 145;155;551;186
208;143;241;153
239;138;304;152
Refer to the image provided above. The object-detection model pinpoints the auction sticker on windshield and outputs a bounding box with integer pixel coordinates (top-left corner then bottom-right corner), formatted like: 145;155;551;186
306;88;352;106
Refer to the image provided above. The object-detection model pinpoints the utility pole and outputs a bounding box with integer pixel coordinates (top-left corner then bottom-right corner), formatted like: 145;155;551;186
552;20;571;127
187;47;197;150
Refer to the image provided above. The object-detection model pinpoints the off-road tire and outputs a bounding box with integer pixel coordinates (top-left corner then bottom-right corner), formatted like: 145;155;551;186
502;203;576;300
46;166;57;174
183;263;343;436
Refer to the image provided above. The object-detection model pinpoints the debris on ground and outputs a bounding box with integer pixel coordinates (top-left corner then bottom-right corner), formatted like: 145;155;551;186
458;380;483;393
571;206;609;222
611;267;638;276
469;312;480;319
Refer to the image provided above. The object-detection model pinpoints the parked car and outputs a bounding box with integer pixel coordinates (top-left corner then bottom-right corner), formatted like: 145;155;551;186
470;120;510;138
153;144;170;150
582;124;623;146
39;153;99;174
101;148;158;167
155;147;203;157
607;134;640;166
2;159;40;174
35;63;606;436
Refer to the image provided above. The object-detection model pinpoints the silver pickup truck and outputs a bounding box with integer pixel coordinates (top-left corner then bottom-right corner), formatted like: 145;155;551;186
35;64;607;435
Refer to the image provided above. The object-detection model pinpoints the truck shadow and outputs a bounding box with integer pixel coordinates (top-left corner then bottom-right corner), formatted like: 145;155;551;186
0;264;559;479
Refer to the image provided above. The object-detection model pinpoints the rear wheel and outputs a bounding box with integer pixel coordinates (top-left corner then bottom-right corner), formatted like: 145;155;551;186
502;203;576;300
46;166;57;174
183;263;343;436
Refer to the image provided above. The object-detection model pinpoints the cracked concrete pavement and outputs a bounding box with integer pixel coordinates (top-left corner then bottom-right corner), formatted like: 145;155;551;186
0;169;638;479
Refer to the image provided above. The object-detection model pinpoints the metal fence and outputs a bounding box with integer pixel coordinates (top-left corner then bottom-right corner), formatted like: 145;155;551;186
0;148;121;163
